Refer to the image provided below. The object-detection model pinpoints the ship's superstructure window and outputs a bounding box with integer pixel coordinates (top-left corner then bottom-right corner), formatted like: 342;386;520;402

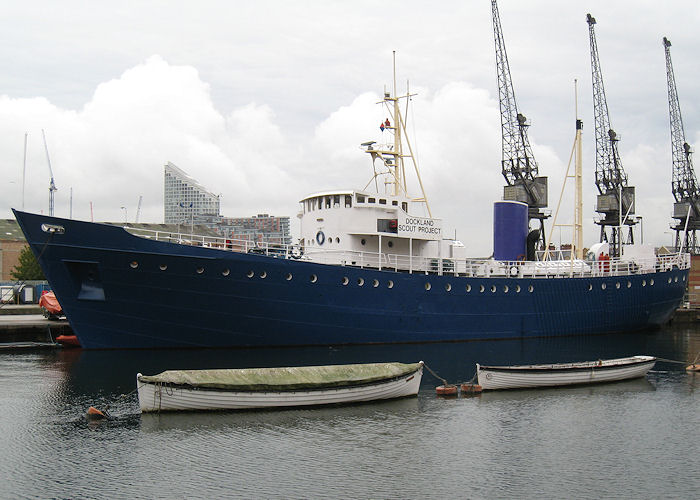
379;199;387;205
357;194;366;203
368;197;376;203
345;195;352;208
333;195;340;207
392;200;398;206
325;197;331;209
402;202;408;212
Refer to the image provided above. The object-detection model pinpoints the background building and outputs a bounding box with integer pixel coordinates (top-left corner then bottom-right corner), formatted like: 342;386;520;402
0;220;27;281
164;162;221;229
219;214;291;246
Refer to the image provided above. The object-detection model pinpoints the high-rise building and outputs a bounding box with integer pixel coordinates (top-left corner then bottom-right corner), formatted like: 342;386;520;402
163;162;221;227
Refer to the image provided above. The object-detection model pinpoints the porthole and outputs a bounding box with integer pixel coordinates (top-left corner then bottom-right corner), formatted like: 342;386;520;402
425;282;431;291
286;273;293;281
388;241;393;248
310;274;318;283
336;237;340;244
528;285;534;293
479;285;485;293
682;275;686;282
601;283;607;290
650;279;655;285
130;261;138;269
466;284;472;292
627;281;631;288
222;268;230;276
373;279;379;288
515;285;521;293
491;285;496;293
159;264;167;271
387;280;394;289
247;270;254;278
642;280;646;287
260;271;267;279
668;277;672;284
445;283;452;292
342;276;349;285
588;284;592;291
196;267;204;274
361;239;366;245
615;282;620;289
358;277;364;286
504;285;509;293
674;276;678;283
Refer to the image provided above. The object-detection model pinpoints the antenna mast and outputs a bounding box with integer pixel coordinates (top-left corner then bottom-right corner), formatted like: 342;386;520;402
41;129;58;217
491;0;549;251
664;37;700;254
586;14;636;258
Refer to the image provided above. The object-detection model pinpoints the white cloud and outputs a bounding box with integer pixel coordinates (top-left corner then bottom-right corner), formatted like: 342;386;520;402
2;0;699;256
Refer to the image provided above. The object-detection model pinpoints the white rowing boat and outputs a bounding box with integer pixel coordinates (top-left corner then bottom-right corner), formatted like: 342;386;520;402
476;356;656;390
137;361;423;412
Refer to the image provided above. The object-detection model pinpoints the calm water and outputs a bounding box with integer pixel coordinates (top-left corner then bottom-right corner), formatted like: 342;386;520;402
1;326;699;499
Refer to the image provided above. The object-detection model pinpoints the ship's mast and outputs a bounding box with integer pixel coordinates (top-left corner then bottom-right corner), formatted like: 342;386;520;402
664;37;700;254
362;52;431;216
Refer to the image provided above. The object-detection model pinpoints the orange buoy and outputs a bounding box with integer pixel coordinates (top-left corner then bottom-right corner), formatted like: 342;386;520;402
460;383;483;395
56;335;81;348
436;384;458;396
686;364;700;372
86;406;107;419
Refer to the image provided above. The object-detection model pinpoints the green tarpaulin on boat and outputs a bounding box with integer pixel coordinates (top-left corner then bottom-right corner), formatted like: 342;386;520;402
139;362;422;391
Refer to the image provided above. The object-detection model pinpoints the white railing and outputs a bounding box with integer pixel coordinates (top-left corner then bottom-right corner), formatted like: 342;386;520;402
125;226;690;278
125;227;293;256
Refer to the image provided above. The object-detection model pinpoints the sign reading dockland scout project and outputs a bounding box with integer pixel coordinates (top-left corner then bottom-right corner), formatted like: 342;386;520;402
397;213;442;240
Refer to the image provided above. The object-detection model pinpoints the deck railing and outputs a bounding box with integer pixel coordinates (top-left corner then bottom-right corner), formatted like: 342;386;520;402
125;226;690;278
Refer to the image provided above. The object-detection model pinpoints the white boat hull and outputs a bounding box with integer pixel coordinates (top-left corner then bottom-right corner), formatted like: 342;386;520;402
476;356;656;390
137;366;423;412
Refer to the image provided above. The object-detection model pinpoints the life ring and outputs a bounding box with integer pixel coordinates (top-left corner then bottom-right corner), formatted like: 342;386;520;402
509;265;519;277
316;231;325;245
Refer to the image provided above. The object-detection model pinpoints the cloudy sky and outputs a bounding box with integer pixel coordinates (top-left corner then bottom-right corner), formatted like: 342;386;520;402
2;0;699;255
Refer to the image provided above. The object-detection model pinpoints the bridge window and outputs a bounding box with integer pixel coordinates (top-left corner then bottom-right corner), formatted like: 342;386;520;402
356;194;366;203
345;195;352;208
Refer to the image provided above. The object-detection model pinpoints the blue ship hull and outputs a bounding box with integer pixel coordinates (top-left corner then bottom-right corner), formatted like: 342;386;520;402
14;210;688;349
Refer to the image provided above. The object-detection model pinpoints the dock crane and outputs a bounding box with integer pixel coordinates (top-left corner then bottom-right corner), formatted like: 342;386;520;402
663;37;700;254
491;0;549;255
586;14;637;258
41;129;58;217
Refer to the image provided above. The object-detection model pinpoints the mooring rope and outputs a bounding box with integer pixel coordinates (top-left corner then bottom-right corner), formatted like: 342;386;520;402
655;352;699;366
422;363;450;386
101;387;139;417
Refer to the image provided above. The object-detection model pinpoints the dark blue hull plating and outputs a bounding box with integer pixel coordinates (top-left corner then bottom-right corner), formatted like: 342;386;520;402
14;210;688;349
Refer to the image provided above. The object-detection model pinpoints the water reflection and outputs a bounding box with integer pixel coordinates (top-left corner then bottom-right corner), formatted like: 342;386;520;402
1;324;698;499
52;326;700;398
